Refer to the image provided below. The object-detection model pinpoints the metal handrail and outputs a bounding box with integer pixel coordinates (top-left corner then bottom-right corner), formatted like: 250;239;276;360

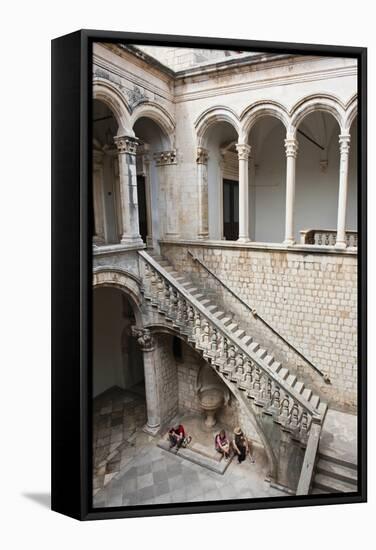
187;249;330;384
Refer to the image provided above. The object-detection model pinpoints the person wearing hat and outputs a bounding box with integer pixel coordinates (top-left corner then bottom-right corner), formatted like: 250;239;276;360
232;427;255;464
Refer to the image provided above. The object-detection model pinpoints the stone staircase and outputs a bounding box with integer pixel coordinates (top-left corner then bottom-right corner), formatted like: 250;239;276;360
312;452;358;494
139;249;328;491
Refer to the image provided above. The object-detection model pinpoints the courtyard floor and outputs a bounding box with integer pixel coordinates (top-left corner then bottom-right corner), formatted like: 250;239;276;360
93;387;284;508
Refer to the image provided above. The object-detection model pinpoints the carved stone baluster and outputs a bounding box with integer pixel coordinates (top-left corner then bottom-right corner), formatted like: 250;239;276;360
300;411;309;442
223;345;236;376
194;311;201;342
288;403;300;429
218;337;228;371
232;352;245;383
157;275;165;307
271;384;281;413
208;328;218;359
200;319;210;350
279;393;291;423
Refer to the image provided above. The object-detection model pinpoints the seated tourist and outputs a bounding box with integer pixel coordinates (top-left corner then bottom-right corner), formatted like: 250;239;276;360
232;427;255;464
168;424;191;451
215;429;231;460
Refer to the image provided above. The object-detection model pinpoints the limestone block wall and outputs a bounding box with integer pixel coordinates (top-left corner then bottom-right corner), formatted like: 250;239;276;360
160;243;358;412
155;334;179;426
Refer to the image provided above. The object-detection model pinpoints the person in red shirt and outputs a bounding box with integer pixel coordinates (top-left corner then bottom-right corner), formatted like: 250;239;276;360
168;424;186;451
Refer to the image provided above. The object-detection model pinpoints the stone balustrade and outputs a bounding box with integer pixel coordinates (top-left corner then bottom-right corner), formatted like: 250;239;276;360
139;250;326;444
300;229;358;248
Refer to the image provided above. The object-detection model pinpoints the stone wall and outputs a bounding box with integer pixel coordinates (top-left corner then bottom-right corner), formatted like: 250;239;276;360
155;334;179;426
160;242;358;412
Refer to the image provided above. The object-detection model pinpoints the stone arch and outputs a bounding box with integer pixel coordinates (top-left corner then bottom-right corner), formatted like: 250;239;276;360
240;100;290;142
93;79;134;136
290;93;345;135
343;95;358;133
145;321;278;480
195;106;240;147
93;267;143;326
130;101;176;148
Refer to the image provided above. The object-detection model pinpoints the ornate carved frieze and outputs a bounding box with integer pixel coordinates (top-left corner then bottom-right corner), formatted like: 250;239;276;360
131;326;155;351
126;85;148;111
196;147;209;165
154;150;177;166
114;135;139;155
235;143;251;161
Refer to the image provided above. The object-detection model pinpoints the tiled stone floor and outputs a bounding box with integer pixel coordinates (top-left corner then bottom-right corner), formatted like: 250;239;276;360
93;388;284;507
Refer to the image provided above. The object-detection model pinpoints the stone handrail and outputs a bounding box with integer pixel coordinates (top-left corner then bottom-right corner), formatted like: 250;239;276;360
300;229;358;247
139;250;323;430
296;421;322;495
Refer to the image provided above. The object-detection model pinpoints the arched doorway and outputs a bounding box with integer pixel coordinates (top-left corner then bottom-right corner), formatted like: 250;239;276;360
295;110;341;243
93;99;122;245
132;116;172;247
204;121;239;240
247;116;286;242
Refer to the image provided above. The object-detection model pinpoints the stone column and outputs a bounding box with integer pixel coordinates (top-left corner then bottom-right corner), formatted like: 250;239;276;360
284;136;299;246
131;327;161;435
335;133;351;249
114;135;143;245
236;143;251;242
154;150;179;238
93;149;105;245
196;147;209;240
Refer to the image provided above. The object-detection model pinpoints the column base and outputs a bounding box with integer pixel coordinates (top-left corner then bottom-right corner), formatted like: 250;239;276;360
283;239;296;247
237;237;250;243
142;423;161;436
165;233;180;240
335;240;347;250
120;235;144;246
197;233;209;241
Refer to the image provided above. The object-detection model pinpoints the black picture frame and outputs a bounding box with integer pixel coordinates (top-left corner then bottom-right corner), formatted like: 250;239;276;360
51;29;367;521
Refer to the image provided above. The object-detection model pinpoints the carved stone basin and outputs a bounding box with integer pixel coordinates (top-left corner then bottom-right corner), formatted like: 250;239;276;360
198;387;224;428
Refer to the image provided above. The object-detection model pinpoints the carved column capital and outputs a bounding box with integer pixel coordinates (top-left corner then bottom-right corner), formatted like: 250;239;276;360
236;143;251;161
131;326;155;351
339;133;351;155
196;147;209;165
114;135;139;155
154;150;177;166
284;137;299;158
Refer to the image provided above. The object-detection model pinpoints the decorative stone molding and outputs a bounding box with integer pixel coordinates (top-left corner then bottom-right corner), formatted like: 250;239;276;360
154;150;177;166
114;135;139;155
131;326;155;351
236;143;251;161
196;147;209;165
284;137;299;158
126;85;148;111
339;133;351;155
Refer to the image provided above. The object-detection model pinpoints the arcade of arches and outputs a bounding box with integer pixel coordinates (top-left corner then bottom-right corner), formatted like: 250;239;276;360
92;44;358;506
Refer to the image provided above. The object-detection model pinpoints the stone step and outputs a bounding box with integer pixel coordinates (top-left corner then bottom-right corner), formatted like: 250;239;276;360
213;310;226;320
221;317;232;327
316;458;358;485
317;402;328;418
227;322;239;333
257;348;267;360
286;374;297;387
294;381;305;394
249;342;260;353
234;328;246;339
270;361;282;373
318;448;357;470
207;304;220;314
309;395;320;409
198;298;212;307
313;473;357;494
302;388;313;401
264;354;274;366
277;367;289;380
240;335;253;346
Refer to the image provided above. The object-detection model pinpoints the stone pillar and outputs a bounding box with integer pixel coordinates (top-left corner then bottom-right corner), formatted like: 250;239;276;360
335;133;351;249
93;149;105;245
154;150;179;238
236;143;251;242
196;147;209;240
284;137;299;246
131;327;161;435
114;135;143;245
